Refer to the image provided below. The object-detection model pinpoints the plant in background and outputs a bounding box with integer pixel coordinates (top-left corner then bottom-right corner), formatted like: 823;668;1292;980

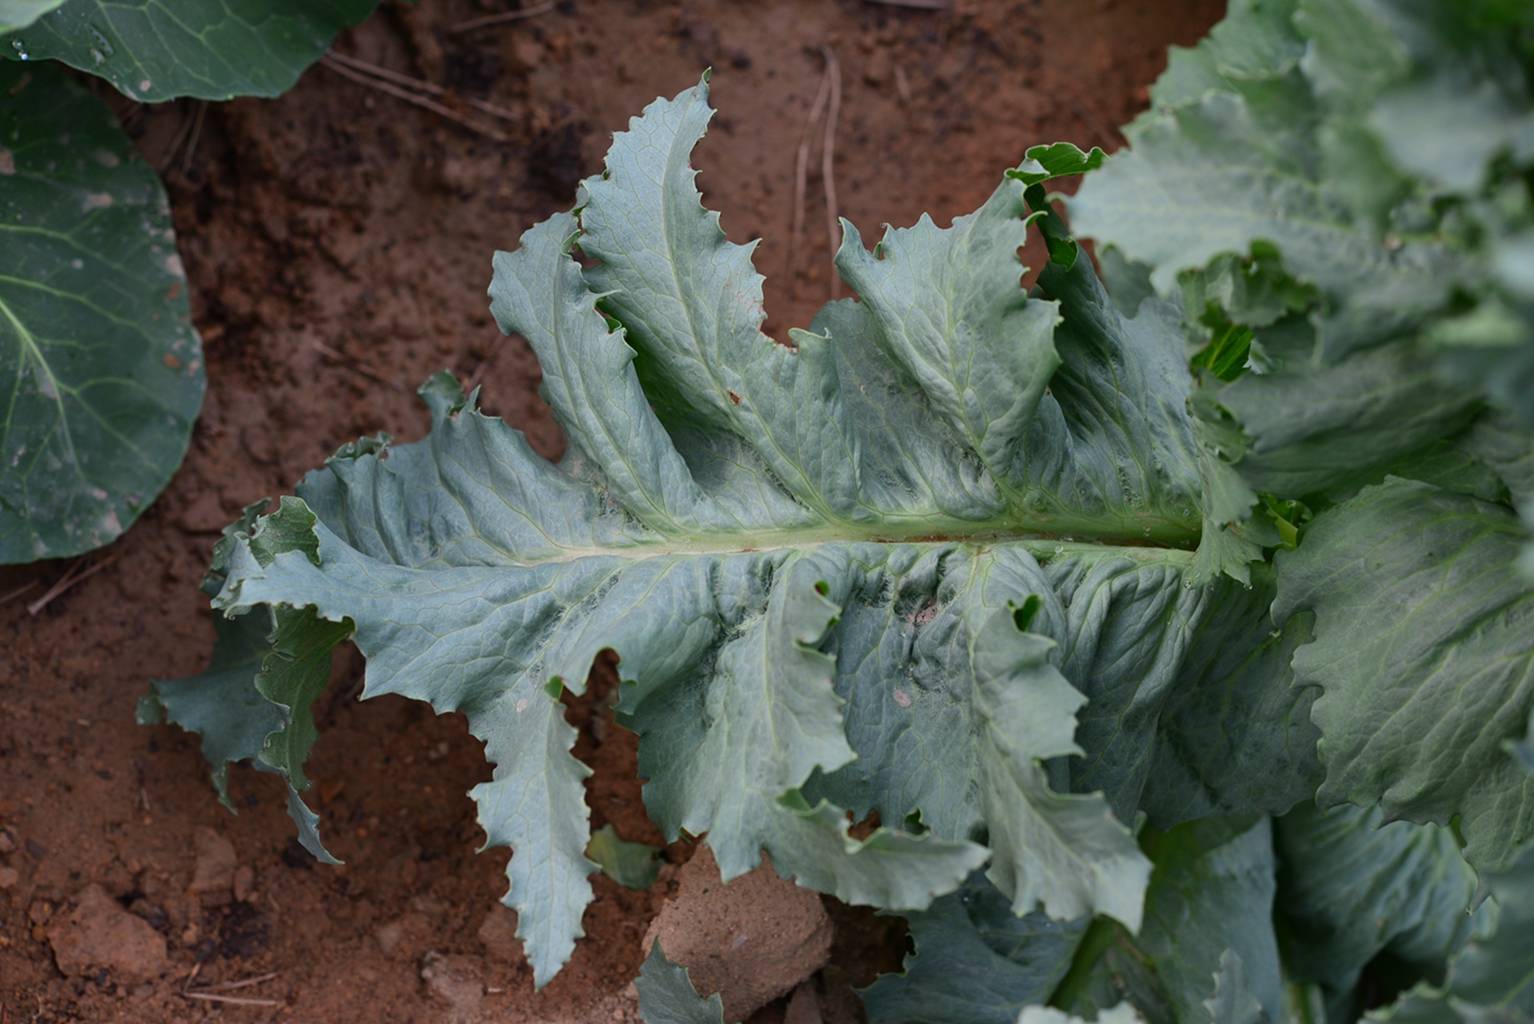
146;0;1534;1020
0;0;377;563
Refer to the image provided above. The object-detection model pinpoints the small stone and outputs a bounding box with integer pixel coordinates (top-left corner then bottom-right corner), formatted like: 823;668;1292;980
435;157;477;196
476;903;522;963
420;951;484;1023
0;828;16;854
0;866;18;890
47;884;168;982
375;919;405;956
232;865;255;903
641;848;832;1020
188;827;236;902
863;49;893;87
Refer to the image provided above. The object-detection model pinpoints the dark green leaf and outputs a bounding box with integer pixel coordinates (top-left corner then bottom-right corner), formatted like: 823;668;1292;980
0;62;203;563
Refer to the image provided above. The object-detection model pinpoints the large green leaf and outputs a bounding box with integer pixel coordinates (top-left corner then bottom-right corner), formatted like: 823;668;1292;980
157;74;1328;986
1275;479;1534;872
1065;0;1534;893
4;0;378;101
1071;0;1534;512
1370;743;1534;1022
0;61;203;563
861;873;1088;1024
1274;802;1478;1022
1054;818;1285;1024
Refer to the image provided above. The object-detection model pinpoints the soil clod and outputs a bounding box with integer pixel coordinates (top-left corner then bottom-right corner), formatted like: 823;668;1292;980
643;847;832;1021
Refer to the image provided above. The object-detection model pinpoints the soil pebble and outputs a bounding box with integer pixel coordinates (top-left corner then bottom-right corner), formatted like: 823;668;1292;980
476;903;523;962
233;864;256;902
643;848;832;1021
420;950;485;1023
46;884;169;982
189;826;237;902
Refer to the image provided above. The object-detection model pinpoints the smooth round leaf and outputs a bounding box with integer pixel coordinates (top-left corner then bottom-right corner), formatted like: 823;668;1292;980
0;62;203;563
4;0;378;102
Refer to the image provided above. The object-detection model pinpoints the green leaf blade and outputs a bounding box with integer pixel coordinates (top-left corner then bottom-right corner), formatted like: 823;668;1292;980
8;0;378;101
1275;478;1534;872
0;62;203;563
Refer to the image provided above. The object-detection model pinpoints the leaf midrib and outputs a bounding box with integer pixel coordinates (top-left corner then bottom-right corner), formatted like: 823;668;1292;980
488;520;1200;569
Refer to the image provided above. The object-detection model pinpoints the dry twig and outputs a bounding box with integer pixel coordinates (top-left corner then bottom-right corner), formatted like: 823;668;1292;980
0;580;38;607
789;72;832;286
194;971;281;993
320;56;510;143
819;46;843;299
180;102;208;176
311;339;395;388
182;992;281;1007
449;0;558;33
325;51;523;127
27;555;117;616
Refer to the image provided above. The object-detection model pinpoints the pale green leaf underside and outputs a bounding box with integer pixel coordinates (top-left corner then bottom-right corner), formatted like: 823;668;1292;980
177;77;1329;988
4;0;377;101
0;62;203;563
1017;1007;1145;1024
1203;952;1270;1024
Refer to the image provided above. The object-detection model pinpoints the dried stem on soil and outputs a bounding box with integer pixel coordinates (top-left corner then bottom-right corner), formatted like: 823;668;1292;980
789;71;832;286
0;579;38;607
27;555;117;617
193;971;281;993
820;46;843;300
310;339;397;388
320;55;511;143
325;51;524;127
449;0;559;33
182;991;282;1007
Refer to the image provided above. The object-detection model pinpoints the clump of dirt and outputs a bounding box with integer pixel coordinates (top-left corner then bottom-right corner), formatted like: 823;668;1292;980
645;848;833;1020
45;885;169;984
0;1;1221;1020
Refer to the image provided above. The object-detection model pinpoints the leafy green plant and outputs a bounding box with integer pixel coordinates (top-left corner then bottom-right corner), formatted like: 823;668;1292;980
147;0;1534;1018
1;1;380;562
0;62;202;561
1;0;376;101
